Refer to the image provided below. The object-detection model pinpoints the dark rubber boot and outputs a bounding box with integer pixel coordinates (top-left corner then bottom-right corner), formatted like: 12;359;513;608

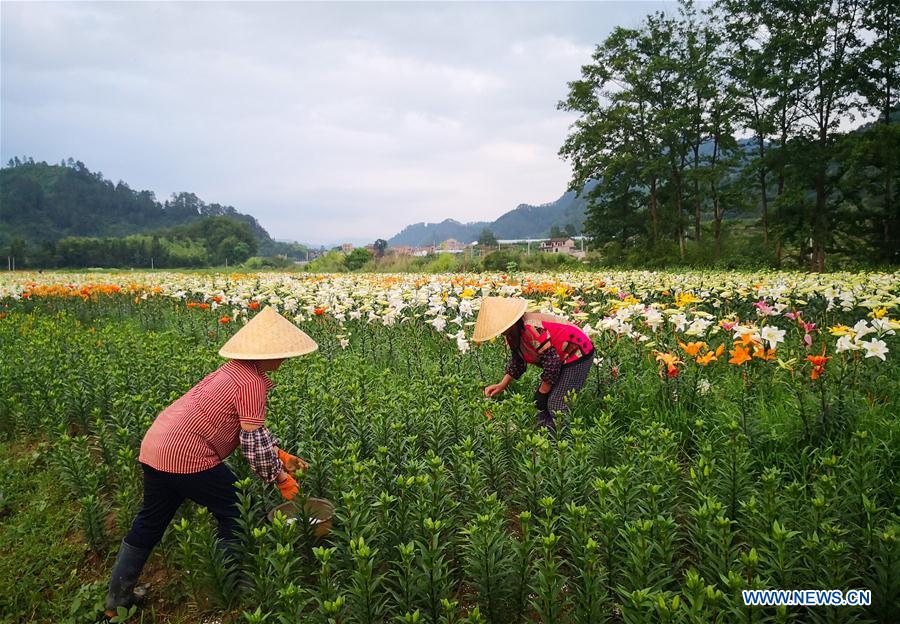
105;539;152;612
536;411;556;433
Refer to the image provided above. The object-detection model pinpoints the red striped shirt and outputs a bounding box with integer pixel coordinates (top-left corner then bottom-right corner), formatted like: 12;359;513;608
140;360;274;474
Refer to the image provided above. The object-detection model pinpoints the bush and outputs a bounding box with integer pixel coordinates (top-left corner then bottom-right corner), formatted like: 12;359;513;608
345;248;373;271
307;251;347;272
243;256;296;270
482;250;521;271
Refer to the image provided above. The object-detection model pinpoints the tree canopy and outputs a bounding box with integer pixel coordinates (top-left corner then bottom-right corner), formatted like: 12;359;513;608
560;0;899;269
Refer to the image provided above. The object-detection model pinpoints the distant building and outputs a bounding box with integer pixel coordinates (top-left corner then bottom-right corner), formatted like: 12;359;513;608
341;243;354;253
391;245;413;256
440;238;465;251
540;237;576;254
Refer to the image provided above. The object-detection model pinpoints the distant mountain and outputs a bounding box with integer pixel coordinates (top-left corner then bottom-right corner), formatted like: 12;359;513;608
0;158;271;247
389;181;598;247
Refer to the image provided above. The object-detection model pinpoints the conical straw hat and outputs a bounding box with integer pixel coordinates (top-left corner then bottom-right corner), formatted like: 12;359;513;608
472;296;528;343
219;305;318;359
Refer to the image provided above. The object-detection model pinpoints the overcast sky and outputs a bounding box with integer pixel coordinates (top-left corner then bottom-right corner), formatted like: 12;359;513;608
2;1;677;245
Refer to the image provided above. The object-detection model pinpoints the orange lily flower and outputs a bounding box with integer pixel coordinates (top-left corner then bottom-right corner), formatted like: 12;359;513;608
753;345;777;361
678;341;707;357
696;344;724;365
806;353;829;380
654;350;683;377
729;345;752;366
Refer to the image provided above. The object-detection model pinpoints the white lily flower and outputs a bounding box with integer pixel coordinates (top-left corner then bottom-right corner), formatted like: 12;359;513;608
871;318;896;337
853;320;876;341
427;317;447;333
644;308;664;332
698;379;711;396
861;338;888;361
669;314;688;333
685;317;712;337
761;325;786;349
835;335;859;352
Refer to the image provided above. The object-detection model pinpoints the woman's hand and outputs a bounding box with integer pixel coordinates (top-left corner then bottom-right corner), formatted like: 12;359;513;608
276;471;299;500
277;448;308;474
484;383;505;398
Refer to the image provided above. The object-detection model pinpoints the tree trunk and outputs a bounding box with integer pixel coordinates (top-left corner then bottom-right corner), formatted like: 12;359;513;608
675;172;685;259
756;134;769;246
777;107;789;197
650;176;659;247
711;124;722;261
884;100;896;262
714;197;722;261
693;145;702;244
812;164;828;272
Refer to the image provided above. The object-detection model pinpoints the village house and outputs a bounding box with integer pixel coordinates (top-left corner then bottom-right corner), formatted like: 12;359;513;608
340;243;354;253
390;245;413;256
439;238;466;252
540;237;576;254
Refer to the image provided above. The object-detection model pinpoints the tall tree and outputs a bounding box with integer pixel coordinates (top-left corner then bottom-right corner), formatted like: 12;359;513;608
678;0;720;245
789;0;865;270
650;9;692;258
477;228;498;248
700;7;743;259
856;0;899;260
720;0;777;245
560;20;668;249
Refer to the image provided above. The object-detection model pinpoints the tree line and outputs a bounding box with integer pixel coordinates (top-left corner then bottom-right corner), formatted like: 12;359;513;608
7;217;258;269
560;0;898;270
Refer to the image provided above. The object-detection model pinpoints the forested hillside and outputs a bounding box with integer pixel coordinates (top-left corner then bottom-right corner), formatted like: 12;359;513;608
0;158;297;267
1;158;270;244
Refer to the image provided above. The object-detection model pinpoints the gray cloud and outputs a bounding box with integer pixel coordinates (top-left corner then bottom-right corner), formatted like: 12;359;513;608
2;1;673;245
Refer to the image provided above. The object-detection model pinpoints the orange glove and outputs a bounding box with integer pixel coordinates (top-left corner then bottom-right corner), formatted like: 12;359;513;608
277;472;299;500
277;448;308;474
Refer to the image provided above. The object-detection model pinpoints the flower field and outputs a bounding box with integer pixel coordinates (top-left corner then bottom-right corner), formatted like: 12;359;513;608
1;269;899;623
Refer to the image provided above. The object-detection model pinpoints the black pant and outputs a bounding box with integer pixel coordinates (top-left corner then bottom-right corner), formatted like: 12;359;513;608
124;462;239;550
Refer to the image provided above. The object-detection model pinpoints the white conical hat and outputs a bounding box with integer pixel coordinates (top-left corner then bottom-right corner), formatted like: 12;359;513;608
472;296;528;343
219;305;318;359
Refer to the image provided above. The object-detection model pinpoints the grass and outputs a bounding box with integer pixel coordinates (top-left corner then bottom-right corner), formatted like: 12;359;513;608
0;439;93;622
0;441;202;624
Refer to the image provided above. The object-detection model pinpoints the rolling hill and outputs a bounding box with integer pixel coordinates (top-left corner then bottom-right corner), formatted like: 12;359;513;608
388;181;598;247
0;158;272;247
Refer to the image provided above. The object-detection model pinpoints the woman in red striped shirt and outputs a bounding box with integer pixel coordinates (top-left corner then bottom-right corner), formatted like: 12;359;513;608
104;306;318;618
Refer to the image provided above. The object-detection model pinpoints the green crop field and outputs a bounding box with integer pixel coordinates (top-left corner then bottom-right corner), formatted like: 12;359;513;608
0;270;898;623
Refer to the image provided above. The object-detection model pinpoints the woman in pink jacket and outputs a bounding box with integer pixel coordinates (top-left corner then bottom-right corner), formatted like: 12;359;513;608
473;297;594;430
